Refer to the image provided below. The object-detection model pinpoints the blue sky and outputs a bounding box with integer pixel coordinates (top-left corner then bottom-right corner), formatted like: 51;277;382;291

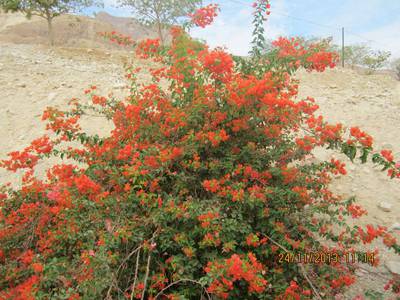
86;0;400;57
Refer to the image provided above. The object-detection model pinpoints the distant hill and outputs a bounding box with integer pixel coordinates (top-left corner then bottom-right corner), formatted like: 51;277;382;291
0;11;166;48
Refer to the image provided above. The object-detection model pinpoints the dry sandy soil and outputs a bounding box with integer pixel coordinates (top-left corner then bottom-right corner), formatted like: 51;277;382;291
1;11;400;300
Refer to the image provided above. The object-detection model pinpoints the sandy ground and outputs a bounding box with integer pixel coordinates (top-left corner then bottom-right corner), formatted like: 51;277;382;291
0;41;400;298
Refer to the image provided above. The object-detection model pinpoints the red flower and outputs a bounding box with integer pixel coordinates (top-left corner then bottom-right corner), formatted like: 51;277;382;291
200;49;233;83
347;204;367;218
381;149;394;162
32;263;44;273
189;4;219;28
203;179;220;193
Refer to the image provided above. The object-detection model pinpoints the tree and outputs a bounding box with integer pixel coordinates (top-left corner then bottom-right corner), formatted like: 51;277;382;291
117;0;202;45
363;49;391;74
392;58;400;80
0;0;102;45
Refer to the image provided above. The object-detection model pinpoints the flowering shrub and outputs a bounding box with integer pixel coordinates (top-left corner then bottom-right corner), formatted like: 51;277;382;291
1;2;400;299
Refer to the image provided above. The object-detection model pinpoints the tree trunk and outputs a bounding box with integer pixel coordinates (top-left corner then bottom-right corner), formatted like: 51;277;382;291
47;17;54;46
156;21;164;46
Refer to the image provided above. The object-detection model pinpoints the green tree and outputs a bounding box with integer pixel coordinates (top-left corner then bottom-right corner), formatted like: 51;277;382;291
0;0;102;46
342;44;370;68
117;0;202;45
363;50;391;74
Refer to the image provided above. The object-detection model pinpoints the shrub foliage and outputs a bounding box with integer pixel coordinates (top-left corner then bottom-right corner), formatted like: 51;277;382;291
1;2;400;299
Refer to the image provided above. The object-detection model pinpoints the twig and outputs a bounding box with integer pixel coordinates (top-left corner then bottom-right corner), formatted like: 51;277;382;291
140;230;159;300
130;248;141;300
356;265;393;280
140;251;152;300
154;279;212;300
116;245;143;276
265;234;323;300
107;245;142;299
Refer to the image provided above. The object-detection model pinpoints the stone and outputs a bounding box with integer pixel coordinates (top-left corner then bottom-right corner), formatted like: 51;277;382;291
363;168;371;174
113;83;125;89
47;92;57;102
385;261;400;275
348;165;356;172
87;49;93;54
17;83;26;88
381;143;394;150
378;201;392;212
389;223;400;232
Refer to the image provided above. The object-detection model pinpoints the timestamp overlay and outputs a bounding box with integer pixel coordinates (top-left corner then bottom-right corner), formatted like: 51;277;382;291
277;251;376;265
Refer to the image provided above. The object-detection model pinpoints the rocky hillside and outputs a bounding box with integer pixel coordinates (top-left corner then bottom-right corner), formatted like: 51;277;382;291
0;11;163;47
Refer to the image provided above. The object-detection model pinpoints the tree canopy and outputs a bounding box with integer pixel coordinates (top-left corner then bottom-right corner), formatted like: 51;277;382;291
117;0;202;44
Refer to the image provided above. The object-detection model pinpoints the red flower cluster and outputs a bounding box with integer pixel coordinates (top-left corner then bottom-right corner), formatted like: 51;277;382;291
198;211;220;228
252;0;271;16
200;49;234;83
136;38;161;59
205;253;267;298
330;275;355;289
188;4;219;28
330;158;347;175
381;149;394;162
357;224;386;244
349;126;373;148
347;204;367;218
0;135;53;171
98;31;134;46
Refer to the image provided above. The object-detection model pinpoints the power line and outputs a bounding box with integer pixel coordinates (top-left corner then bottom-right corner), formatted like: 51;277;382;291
223;0;340;30
221;0;395;51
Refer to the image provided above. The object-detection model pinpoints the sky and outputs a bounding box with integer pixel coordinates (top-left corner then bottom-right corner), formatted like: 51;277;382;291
85;0;400;58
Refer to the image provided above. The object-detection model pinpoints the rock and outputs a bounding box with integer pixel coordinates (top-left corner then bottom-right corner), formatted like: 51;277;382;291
363;168;371;174
381;143;394;150
47;92;57;102
113;83;125;89
329;84;338;89
378;201;392;212
348;165;356;172
385;261;400;275
17;83;26;88
87;49;93;54
389;223;400;232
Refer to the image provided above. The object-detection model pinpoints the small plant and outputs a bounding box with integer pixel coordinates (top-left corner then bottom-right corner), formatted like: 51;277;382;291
250;0;271;57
